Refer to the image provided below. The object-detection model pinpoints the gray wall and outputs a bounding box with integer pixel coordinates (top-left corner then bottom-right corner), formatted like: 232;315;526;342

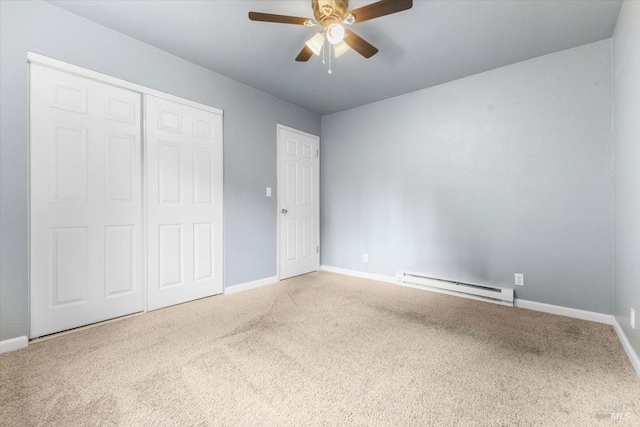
613;1;640;355
321;40;613;314
0;0;320;341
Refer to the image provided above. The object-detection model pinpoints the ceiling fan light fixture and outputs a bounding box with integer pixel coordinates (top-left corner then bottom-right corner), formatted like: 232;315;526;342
343;14;355;25
333;40;350;57
305;32;326;56
326;24;345;44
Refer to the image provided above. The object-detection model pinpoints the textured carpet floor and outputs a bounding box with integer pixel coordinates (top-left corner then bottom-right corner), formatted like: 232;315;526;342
1;271;638;426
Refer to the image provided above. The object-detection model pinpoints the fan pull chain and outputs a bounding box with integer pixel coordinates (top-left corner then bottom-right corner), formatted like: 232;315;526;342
322;38;326;65
328;43;333;74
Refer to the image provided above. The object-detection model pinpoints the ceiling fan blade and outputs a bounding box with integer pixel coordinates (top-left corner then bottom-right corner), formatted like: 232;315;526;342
295;45;314;62
348;0;413;23
344;30;378;58
248;12;309;25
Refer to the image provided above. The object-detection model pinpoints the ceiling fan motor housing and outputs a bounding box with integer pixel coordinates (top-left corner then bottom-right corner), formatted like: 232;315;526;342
312;0;349;27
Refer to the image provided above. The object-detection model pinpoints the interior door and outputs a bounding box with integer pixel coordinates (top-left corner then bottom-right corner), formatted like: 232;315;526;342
146;95;223;311
30;64;143;338
278;126;320;280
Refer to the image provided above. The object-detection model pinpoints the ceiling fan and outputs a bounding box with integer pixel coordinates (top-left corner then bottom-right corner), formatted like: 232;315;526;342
249;0;412;67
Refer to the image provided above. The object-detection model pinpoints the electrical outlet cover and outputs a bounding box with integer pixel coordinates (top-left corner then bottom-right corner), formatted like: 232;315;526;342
515;273;524;286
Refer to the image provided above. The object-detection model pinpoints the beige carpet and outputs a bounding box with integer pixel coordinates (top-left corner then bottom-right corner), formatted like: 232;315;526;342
1;271;638;426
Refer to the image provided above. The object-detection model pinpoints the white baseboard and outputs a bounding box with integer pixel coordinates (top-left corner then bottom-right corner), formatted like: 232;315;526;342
0;336;28;355
320;265;397;284
514;299;613;325
612;317;640;379
320;265;612;323
224;276;279;295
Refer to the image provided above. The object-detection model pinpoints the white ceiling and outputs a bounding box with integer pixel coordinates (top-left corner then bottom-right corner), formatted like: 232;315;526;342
47;0;622;115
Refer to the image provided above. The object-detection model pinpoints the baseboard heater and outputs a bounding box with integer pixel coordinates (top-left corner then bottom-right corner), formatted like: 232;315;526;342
398;272;514;307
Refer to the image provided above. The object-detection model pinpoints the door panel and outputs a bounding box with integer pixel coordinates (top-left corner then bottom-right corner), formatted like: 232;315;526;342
279;127;319;280
194;223;214;282
193;148;213;205
30;64;143;338
146;95;223;310
106;133;135;202
104;225;135;296
51;227;88;306
158;224;183;288
52;124;88;202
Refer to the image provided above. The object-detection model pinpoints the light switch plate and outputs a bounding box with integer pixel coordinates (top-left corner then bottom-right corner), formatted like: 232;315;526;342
266;187;272;197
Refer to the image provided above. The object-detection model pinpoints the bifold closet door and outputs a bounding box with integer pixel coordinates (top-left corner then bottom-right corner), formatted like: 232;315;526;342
146;95;223;311
30;64;143;338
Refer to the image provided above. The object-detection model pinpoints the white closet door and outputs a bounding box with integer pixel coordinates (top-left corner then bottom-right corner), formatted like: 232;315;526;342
146;95;223;311
30;64;143;338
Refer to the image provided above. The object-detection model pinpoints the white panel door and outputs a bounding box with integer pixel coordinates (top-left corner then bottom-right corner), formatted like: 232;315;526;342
146;95;223;311
278;126;319;280
30;64;143;338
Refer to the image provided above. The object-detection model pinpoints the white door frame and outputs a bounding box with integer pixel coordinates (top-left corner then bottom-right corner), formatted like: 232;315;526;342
276;124;320;280
27;52;224;334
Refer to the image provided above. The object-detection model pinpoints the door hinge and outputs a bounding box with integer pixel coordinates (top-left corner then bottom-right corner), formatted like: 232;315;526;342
317;246;319;253
316;149;319;158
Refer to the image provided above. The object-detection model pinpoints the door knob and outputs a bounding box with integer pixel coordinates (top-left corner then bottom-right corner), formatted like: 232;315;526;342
282;209;288;214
